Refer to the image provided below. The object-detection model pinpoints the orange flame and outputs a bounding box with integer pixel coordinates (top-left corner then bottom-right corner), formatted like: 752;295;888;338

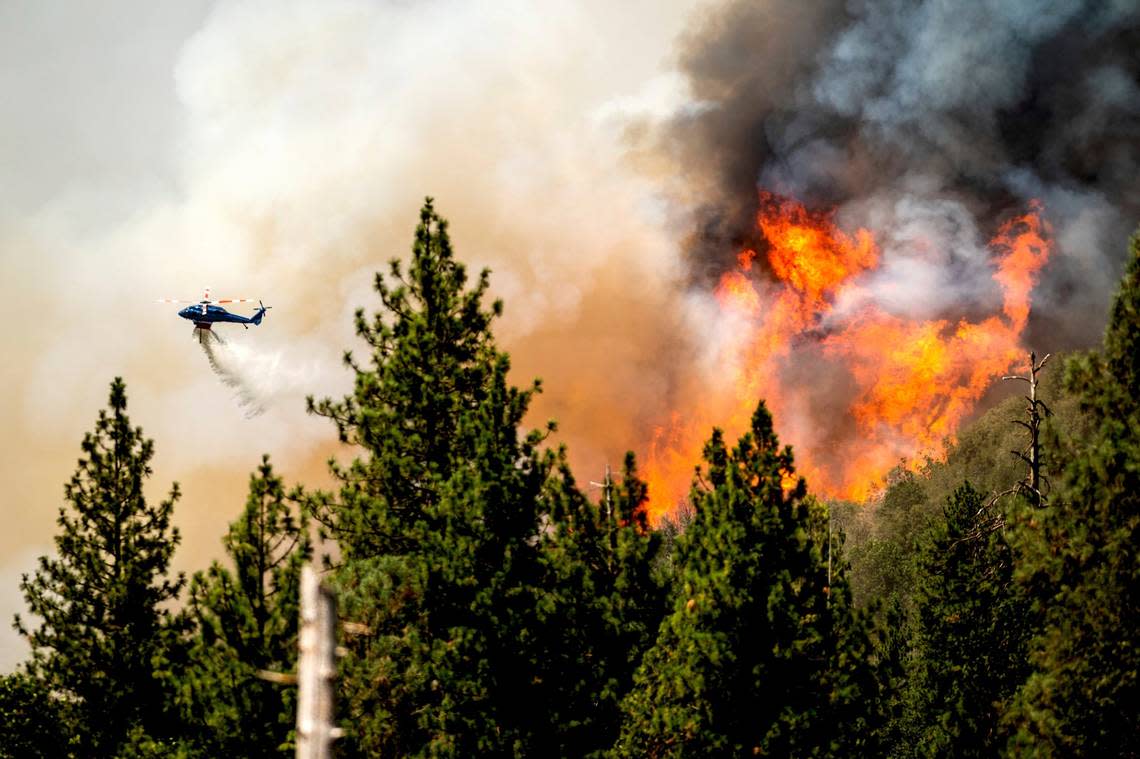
643;193;1050;522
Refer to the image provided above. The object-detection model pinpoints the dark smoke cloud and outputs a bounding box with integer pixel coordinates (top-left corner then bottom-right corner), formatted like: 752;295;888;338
646;0;1140;347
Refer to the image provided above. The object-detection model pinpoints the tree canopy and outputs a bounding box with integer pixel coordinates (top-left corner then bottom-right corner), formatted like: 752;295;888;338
615;403;885;757
174;454;311;757
4;208;1138;758
13;378;186;756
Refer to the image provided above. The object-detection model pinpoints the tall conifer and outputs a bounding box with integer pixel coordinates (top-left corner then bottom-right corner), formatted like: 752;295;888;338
175;455;311;757
909;483;1031;755
1006;232;1140;753
535;453;666;756
614;402;882;756
13;378;185;755
306;199;556;755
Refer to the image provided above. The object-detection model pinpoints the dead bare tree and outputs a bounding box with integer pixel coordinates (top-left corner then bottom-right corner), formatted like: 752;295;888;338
1002;351;1052;507
952;351;1054;549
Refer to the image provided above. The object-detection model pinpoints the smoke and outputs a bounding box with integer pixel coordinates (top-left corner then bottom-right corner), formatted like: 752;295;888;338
630;0;1139;513
2;0;1136;664
643;0;1139;346
0;0;700;669
3;0;702;471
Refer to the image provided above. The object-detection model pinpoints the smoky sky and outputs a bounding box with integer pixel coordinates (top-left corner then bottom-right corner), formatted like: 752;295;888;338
2;0;1137;673
0;0;701;671
647;0;1139;348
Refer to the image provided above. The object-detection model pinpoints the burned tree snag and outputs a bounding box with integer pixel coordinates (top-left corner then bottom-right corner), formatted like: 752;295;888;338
1002;351;1051;507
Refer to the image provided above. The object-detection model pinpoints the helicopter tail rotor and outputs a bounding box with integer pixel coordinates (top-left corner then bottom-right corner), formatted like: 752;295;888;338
251;301;272;326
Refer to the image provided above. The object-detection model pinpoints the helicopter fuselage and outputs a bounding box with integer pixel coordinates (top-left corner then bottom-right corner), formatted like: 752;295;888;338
178;303;268;330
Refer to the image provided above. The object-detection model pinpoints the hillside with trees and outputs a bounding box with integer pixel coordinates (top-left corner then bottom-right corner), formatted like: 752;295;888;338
4;202;1138;757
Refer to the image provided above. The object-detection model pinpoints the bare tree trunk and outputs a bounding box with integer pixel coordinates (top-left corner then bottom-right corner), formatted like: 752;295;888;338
296;564;340;759
1002;351;1051;507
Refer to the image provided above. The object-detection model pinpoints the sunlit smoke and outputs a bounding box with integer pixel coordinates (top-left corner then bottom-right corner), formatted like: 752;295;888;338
1;0;703;672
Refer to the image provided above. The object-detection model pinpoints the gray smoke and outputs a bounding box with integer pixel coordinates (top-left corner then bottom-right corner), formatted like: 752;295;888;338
649;0;1139;347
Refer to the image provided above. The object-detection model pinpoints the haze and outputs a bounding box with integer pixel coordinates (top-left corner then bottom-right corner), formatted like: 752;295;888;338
0;0;704;671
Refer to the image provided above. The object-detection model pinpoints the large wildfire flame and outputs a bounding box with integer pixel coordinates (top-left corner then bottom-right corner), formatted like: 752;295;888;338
643;191;1051;523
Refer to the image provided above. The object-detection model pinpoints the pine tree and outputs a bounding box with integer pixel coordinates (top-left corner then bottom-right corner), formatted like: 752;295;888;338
614;402;883;757
306;199;557;755
13;378;186;756
848;470;930;610
174;455;311;757
307;197;520;560
873;597;921;758
908;483;1031;756
1005;232;1140;753
534;453;666;757
0;672;72;759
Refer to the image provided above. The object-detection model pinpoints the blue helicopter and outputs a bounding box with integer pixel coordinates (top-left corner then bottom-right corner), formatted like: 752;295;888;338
159;287;271;337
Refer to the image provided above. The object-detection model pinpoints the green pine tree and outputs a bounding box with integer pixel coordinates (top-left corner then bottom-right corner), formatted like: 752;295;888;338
1005;231;1140;754
307;197;521;561
0;672;72;759
907;483;1031;756
845;470;930;611
614;402;883;757
534;453;667;757
174;454;311;757
306;199;557;755
13;378;186;756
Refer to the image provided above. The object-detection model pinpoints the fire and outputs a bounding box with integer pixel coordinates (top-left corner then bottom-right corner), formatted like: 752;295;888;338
643;192;1051;522
760;194;878;314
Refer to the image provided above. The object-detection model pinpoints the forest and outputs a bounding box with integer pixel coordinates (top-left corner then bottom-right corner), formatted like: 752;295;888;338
2;200;1138;758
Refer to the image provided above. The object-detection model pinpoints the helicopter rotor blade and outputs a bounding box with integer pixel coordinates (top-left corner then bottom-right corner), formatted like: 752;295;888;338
162;288;254;316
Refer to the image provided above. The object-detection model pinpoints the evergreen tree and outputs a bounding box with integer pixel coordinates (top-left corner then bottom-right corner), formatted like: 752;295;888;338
614;402;883;757
175;455;311;757
873;597;922;758
847;470;930;611
1005;232;1140;753
0;672;72;759
534;453;666;756
307;197;520;561
13;378;186;756
908;483;1031;756
306;199;556;755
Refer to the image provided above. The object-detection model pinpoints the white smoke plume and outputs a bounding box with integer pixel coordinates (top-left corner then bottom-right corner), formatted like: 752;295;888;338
0;0;700;669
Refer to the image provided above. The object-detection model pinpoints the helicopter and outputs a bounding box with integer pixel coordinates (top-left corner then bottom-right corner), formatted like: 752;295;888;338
159;287;271;339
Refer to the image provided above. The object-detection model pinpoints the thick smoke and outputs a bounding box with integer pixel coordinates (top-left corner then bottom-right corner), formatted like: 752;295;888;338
2;0;1135;667
647;0;1139;347
624;0;1140;513
0;0;703;671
